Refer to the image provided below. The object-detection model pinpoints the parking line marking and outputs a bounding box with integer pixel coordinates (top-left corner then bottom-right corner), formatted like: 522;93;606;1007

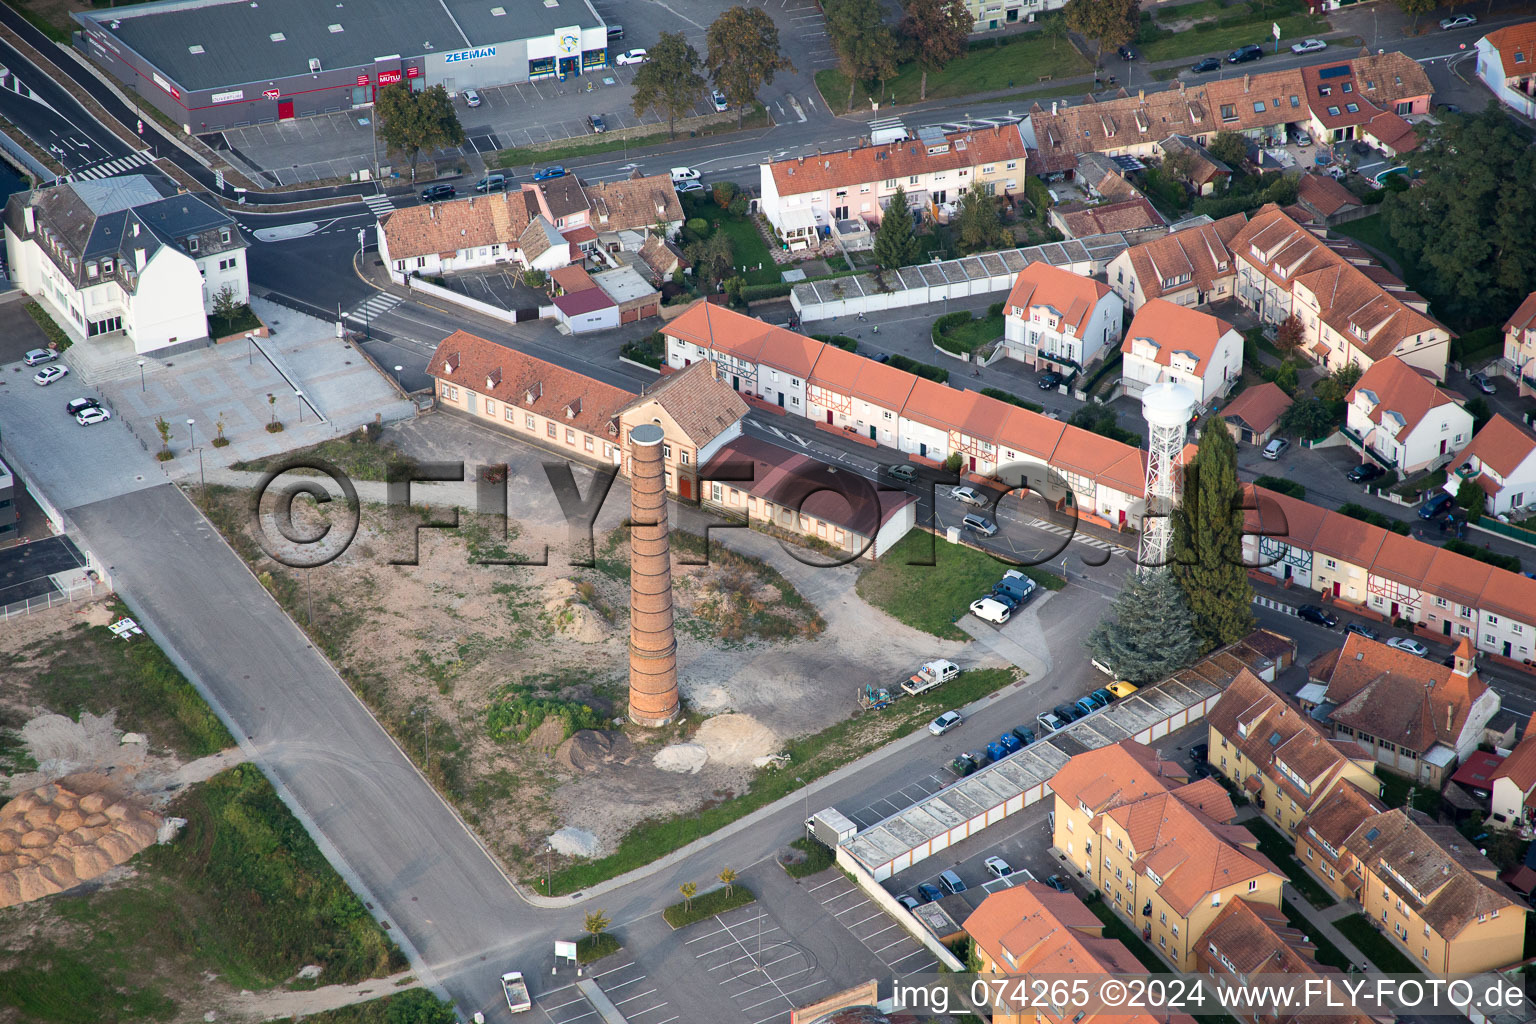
805;877;844;894
864;922;901;940
684;926;732;944
889;948;938;967
613;989;658;1006
872;936;914;954
605;976;646;991
831;899;873;917
846;911;885;928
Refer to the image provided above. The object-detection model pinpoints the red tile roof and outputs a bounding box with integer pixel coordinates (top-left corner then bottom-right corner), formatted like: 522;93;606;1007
1121;298;1236;376
1048;740;1185;815
553;288;614;315
1493;713;1536;793
1485;21;1536;75
1456;413;1536;481
766;124;1026;197
807;344;917;412
1119;213;1246;304
1222;381;1293;435
1296;172;1363;218
1310;633;1489;753
1347;355;1464;440
1452;750;1506;790
1005;261;1113;337
1505;291;1536;336
700;436;915;536
662;299;827;379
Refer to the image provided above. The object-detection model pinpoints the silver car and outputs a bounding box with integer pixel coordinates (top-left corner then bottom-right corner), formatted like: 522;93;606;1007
24;348;57;366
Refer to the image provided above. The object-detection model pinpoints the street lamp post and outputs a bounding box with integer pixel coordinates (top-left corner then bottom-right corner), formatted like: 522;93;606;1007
137;359;146;392
186;418;195;449
246;331;254;365
394;365;404;389
357;229;371;340
194;446;205;507
295;390;304;423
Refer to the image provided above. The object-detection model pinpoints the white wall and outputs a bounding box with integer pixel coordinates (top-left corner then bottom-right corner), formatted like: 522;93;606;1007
127;249;207;352
197;249;249;311
1477;39;1536;119
562;305;620;333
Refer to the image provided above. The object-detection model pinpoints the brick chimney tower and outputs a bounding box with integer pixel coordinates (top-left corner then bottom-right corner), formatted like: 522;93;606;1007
627;423;680;727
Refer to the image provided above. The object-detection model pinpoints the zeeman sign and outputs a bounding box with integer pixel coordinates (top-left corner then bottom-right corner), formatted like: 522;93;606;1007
444;47;496;63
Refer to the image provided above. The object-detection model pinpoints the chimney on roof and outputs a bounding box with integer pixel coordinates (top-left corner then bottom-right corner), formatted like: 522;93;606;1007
1052;101;1058;115
1244;73;1251;93
1446;704;1453;732
1138;89;1145;103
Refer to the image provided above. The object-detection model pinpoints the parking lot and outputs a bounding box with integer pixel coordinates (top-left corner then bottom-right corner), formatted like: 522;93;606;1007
535;954;676;1024
805;873;939;975
683;900;836;1024
437;265;548;313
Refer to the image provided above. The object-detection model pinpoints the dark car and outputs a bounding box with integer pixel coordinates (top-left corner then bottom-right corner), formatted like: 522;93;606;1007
897;893;921;911
1191;56;1221;74
1297;604;1338;628
1419;492;1455;520
1045;875;1069;893
1053;703;1083;723
1347;462;1385;483
1228;44;1264;64
1091;687;1115;707
65;397;101;416
1011;725;1036;746
1038;370;1064;390
1345;622;1379;640
1190;743;1209;764
916;882;944;903
605;23;624;40
586;114;607;134
947;753;979;777
419;183;455;202
1117;45;1137;60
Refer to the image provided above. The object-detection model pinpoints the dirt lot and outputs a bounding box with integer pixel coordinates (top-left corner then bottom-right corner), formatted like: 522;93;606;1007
0;601;415;1024
198;416;982;874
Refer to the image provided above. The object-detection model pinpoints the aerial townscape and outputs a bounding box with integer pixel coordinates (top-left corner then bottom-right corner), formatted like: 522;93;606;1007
6;0;1536;1022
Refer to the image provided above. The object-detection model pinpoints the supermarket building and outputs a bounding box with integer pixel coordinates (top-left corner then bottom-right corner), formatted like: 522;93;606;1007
75;0;608;133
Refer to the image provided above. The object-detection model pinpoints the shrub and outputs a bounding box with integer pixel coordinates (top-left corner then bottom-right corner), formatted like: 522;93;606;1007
1445;538;1522;573
888;353;949;384
728;196;749;218
521;269;547;289
781;838;834;878
24;301;72;352
712;181;740;207
1254;475;1305;499
980;387;1043;413
684;217;710;239
931;310;974;347
943;452;964;474
739;282;793;302
987;300;1006;317
484;686;602;744
1337;503;1395;530
812;334;858;351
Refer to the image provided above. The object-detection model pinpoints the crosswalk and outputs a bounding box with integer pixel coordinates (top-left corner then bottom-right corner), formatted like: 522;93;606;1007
72;151;154;180
360;193;395;217
1253;594;1297;614
1028;517;1121;554
346;293;402;324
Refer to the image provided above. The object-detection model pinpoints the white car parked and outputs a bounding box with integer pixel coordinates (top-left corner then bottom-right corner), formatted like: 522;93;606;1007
712;89;729;112
669;166;701;183
34;365;68;386
950;485;985;506
75;406;112;426
969;597;1011;625
463;88;482;107
1290;38;1327;54
616;49;648;66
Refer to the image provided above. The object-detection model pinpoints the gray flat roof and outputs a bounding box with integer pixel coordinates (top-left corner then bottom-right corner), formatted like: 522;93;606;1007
83;0;597;91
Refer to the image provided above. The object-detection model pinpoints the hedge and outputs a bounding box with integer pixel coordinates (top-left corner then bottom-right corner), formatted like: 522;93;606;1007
24;301;71;352
813;334;859;351
663;885;757;928
1254;475;1305;499
741;282;794;302
931;310;974;346
888;354;949;384
1445;538;1522;573
980;387;1043;413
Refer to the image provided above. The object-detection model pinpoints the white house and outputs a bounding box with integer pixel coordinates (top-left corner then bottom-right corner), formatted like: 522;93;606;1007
1491;714;1536;828
805;343;915;446
1345;356;1472;474
1001;261;1123;374
1476;22;1536;120
2;175;247;354
1504;291;1536;399
1444;414;1536;517
1119;298;1242;406
660;300;824;414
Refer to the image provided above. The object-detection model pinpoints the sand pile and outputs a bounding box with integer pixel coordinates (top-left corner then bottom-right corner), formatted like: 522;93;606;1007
549;826;600;858
695;714;779;767
542;581;610;645
555;731;634;773
20;712;142;777
525;716;568;752
653;743;709;774
0;773;161;908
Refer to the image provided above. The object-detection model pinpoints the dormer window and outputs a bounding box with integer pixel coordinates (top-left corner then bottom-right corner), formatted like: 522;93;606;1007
1319;86;1331;97
220;228;232;244
1342;82;1352;93
102;259;114;274
187;236;199;252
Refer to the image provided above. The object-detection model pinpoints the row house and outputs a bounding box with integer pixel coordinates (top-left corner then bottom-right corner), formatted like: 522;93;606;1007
1196;899;1376;1024
1107;213;1247;312
1503;291;1536;397
662;300;1152;529
1445;414;1536;518
1344;355;1472;474
1001;260;1125;373
1476;22;1536;120
757;124;1027;241
1299;59;1422;153
699;437;917;561
1049;741;1287;972
1345;807;1524;974
1490;713;1536;828
1022;52;1430;176
1204;669;1378;838
3;175;248;353
1231;205;1450;379
1120;299;1243;407
1294;781;1386;905
1305;635;1500;786
1245;484;1536;666
965;882;1197;1024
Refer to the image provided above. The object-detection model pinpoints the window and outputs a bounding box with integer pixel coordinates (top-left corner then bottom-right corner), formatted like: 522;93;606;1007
1289;95;1300;108
1343;82;1352;93
505;408;515;423
1006;160;1017;170
1325;558;1337;569
416;256;427;268
1211;893;1220;907
1220;104;1236;120
884;178;896;188
1248;879;1258;892
485;400;496;416
908;175;919;185
1253;101;1265;113
442;385;459;400
565;428;575;444
1327;106;1341;116
547;422;557;438
526;414;535;429
663;444;672;460
1320;86;1331;96
1345;103;1359;113
186;236;199;252
584;436;594;452
680;450;690;466
220;228;232;244
711;481;723;502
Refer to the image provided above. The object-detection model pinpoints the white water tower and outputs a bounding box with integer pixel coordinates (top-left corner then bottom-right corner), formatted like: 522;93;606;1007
1138;381;1198;573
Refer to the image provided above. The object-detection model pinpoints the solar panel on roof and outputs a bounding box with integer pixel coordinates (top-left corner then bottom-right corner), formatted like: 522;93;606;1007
1318;65;1350;79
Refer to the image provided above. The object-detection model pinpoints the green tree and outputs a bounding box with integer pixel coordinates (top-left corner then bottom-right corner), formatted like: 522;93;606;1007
1274;313;1306;354
1207;130;1249;170
899;0;971;101
154;415;171;455
1465;395;1492;433
1279;396;1335;439
1085;570;1201;685
375;83;464;181
679;881;697;911
583;910;611;939
1063;0;1138;69
685;231;735;285
1393;0;1435;30
1314;362;1364;403
1382;105;1536;326
1454;477;1486;524
384;990;456;1024
1041;13;1070;53
632;32;707;139
826;0;898;111
1170;424;1255;652
718;866;737;896
873;186;920;269
706;7;794;127
956;183;1006;253
211;283;241;326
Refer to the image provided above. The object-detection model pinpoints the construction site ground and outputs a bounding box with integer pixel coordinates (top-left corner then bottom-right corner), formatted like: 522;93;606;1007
0;600;424;1024
196;411;1009;886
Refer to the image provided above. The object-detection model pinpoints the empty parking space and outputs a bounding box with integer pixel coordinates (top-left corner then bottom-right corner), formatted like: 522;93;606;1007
536;954;676;1024
847;770;952;829
686;901;834;1024
806;875;937;975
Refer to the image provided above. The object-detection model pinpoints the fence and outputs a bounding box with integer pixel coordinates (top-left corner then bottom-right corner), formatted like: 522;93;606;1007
406;276;520;325
0;576;104;622
0;128;50;181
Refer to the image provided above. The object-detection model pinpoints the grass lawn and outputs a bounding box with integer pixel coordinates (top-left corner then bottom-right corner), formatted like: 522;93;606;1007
20;603;232;760
684;196;780;286
542;666;1015;894
857;530;1065;641
1375;768;1443;818
493;104;767;168
232;433;419;482
1139;14;1327;62
0;763;405;1023
1331;214;1408;274
783;837;835;878
663;885;757;928
935;313;1005;355
279;991;455;1024
816;34;1089;110
1086;900;1238;1024
1242;817;1335;909
577;933;623;963
1335;913;1421;974
1281;902;1351;971
209;304;263;338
